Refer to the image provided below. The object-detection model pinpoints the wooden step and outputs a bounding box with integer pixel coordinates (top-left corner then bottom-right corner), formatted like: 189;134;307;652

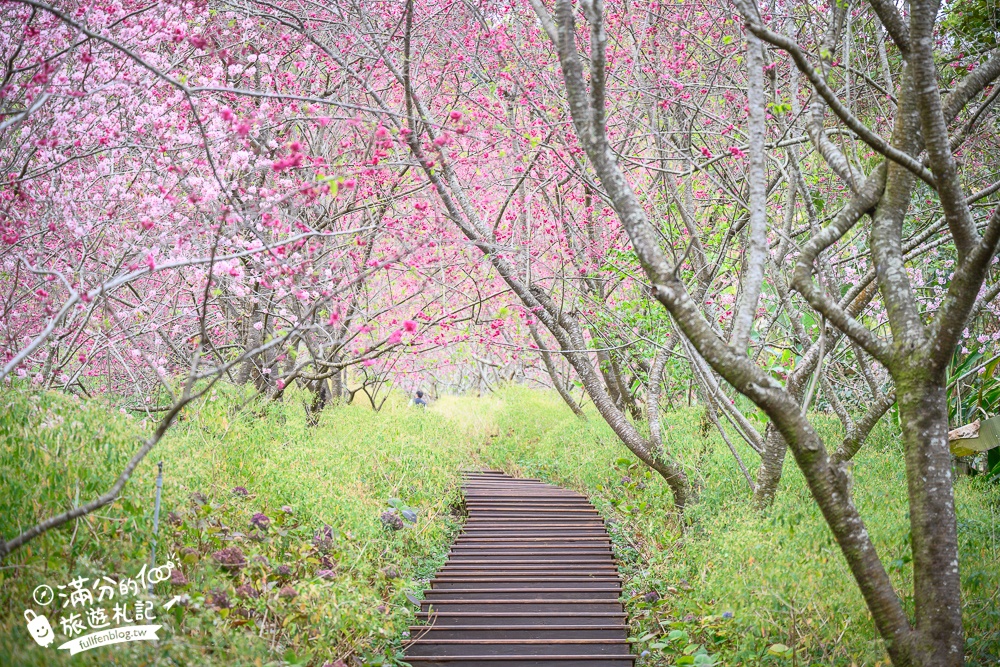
404;471;633;664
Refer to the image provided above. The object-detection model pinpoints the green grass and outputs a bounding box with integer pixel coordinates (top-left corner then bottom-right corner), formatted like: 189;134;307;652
1;385;998;666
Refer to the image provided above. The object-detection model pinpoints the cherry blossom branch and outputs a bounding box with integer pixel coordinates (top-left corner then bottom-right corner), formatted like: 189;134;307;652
1;228;368;383
732;1;935;187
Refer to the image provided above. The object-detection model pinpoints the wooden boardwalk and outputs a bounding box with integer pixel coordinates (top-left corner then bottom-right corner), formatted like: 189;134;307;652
403;470;635;667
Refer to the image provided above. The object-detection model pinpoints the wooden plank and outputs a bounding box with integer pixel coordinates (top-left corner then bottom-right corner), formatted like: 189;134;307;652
408;625;628;640
404;472;633;666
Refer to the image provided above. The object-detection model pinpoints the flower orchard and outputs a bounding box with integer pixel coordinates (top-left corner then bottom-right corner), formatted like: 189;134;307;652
2;0;999;664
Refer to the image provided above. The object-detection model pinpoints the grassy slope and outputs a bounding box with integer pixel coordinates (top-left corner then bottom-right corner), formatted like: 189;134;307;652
1;385;997;666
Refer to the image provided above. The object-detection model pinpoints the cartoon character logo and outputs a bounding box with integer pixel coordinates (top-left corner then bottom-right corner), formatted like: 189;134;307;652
24;610;55;647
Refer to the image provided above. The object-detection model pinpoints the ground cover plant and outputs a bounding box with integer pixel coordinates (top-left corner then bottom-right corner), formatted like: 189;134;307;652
2;385;998;666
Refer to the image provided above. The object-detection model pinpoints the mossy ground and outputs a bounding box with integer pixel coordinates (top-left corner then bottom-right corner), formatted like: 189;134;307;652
1;385;998;666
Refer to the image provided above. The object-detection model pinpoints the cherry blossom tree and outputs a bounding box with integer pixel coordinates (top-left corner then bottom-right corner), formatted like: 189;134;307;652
0;0;488;552
532;0;999;662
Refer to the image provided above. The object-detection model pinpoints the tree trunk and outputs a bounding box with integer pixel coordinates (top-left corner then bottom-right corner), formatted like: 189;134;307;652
897;377;964;665
753;343;822;506
306;378;329;427
753;423;788;507
330;365;344;404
